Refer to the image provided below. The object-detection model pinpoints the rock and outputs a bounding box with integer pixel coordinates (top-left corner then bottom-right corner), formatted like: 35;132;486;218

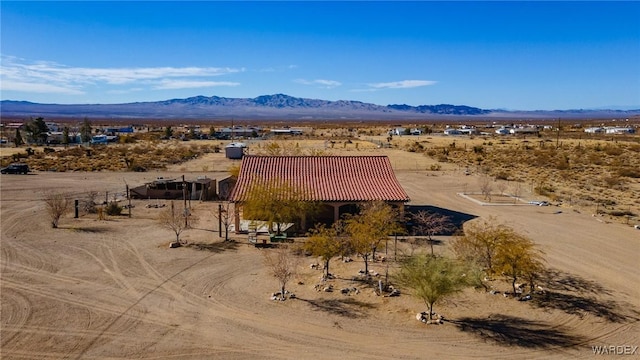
169;242;181;248
519;294;532;301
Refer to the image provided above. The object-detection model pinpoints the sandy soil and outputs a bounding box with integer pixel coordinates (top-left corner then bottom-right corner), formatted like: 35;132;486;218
1;149;639;359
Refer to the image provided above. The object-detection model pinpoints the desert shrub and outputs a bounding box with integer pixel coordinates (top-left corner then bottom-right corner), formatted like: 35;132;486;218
81;191;99;214
119;135;136;144
429;164;442;171
603;145;623;156
105;201;123;216
608;210;635;217
555;156;570;170
534;184;556;196
494;170;511;181
472;145;484;154
616;167;640;178
603;176;625;188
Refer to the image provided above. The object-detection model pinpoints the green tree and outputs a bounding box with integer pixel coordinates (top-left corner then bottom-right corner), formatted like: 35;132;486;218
25;117;49;144
62;126;71;146
14;128;24;147
304;223;343;279
80;117;93;143
394;254;472;321
164;126;174;138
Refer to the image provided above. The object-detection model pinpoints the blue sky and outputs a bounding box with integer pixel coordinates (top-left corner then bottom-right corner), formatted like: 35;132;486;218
1;1;639;110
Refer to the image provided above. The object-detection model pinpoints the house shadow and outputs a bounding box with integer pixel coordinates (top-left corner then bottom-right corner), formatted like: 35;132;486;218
404;205;478;235
297;297;376;319
186;240;239;253
528;268;639;323
451;314;585;349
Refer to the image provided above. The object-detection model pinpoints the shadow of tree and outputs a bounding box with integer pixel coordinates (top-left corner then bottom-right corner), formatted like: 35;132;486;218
451;314;585;349
530;292;631;322
186;240;239;253
531;268;639;322
297;297;376;319
405;205;477;236
540;268;611;295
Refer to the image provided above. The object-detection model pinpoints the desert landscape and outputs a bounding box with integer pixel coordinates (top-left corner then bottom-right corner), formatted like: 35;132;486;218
1;131;639;359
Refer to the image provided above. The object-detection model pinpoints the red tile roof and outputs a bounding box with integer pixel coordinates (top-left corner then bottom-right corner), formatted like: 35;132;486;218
230;156;410;202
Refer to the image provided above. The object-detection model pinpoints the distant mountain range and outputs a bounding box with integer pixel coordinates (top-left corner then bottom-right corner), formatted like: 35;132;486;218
1;94;639;121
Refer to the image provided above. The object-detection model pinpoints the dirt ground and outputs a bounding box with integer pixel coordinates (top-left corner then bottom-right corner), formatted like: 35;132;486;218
1;147;639;359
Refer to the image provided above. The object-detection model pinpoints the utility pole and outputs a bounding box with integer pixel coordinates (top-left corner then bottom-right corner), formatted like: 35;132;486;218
126;184;131;218
556;118;561;149
218;203;223;238
182;175;188;227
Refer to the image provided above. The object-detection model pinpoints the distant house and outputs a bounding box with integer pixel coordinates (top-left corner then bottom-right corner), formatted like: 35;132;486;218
216;126;261;139
509;126;538;135
604;127;635;134
269;127;302;135
584;127;604;134
443;128;462;135
229;155;410;233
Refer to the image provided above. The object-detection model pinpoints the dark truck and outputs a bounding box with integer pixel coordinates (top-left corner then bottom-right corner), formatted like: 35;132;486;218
1;163;30;174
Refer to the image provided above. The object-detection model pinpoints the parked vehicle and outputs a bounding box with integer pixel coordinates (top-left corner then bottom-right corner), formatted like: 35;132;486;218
1;163;30;174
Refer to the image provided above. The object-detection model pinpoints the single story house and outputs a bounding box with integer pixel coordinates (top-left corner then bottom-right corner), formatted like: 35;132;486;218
229;155;410;233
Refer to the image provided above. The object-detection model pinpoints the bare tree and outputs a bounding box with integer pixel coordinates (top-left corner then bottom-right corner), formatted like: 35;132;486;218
511;181;523;204
214;202;234;241
496;180;508;197
410;210;455;256
158;201;198;246
80;191;99;214
44;192;71;228
263;245;299;300
478;175;493;201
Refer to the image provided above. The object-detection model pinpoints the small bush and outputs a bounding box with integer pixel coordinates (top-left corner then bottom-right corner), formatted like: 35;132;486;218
494;170;511;181
105;201;123;216
608;210;635;217
616;167;640;178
